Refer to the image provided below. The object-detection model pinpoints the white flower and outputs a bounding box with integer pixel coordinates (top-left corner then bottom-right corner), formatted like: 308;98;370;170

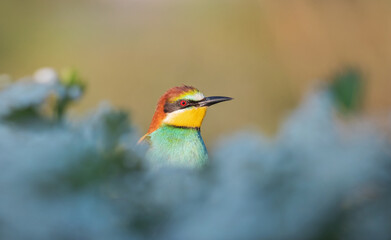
33;68;59;84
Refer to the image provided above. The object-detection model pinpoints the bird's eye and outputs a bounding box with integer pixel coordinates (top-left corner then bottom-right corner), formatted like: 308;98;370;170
180;100;188;107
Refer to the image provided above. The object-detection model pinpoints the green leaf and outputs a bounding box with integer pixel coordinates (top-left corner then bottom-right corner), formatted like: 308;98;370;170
329;68;364;115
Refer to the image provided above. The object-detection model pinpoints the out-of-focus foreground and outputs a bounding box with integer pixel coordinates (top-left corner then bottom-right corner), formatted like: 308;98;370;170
1;0;390;141
0;70;390;240
1;1;391;239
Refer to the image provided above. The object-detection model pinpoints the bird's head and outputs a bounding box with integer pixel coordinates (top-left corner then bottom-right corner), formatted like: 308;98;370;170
139;85;232;143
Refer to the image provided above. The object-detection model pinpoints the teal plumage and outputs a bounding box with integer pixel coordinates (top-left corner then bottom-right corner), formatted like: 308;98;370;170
139;85;231;168
146;125;208;168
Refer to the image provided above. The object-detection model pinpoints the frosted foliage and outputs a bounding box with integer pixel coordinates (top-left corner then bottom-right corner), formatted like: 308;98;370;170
0;80;62;117
0;76;390;240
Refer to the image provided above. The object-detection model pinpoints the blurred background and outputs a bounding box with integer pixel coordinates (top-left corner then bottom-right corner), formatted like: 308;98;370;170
2;1;391;239
1;0;390;141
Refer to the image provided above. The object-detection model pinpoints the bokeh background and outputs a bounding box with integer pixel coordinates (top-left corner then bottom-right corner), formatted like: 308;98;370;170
2;1;391;239
1;0;390;142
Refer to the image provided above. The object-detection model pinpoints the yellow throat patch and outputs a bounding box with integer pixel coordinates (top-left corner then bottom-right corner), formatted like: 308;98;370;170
163;107;207;128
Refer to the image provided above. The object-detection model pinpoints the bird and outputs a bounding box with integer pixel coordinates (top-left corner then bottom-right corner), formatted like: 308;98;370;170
138;85;232;168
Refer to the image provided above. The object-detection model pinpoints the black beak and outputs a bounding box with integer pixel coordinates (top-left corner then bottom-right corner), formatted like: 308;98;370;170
198;96;233;107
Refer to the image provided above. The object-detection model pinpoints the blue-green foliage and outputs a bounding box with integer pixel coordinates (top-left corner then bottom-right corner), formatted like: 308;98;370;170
0;69;390;240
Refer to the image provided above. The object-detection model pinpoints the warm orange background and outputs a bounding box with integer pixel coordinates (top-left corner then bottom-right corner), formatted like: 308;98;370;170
1;0;390;143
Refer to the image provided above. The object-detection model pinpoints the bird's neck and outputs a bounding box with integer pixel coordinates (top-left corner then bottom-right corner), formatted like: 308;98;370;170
146;124;208;168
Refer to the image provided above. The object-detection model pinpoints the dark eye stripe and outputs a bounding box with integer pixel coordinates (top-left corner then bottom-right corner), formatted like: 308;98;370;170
164;100;198;113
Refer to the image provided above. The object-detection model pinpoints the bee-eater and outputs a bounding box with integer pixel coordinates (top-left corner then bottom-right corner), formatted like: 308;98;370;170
139;85;232;168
